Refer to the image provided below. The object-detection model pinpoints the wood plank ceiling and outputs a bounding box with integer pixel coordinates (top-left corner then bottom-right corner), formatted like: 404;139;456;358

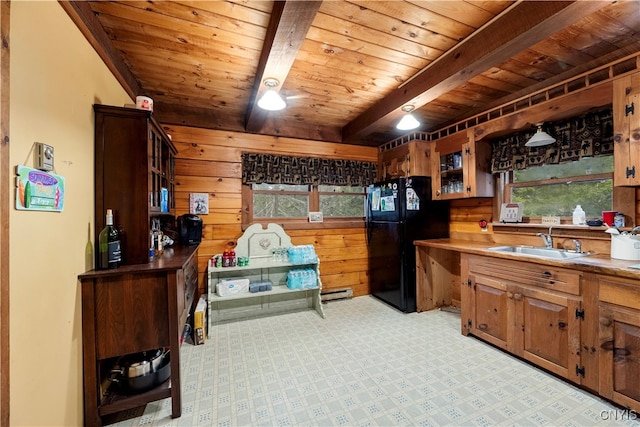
61;0;640;147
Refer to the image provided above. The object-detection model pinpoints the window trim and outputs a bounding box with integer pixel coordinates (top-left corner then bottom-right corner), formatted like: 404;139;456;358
504;171;612;222
241;184;366;231
501;171;632;226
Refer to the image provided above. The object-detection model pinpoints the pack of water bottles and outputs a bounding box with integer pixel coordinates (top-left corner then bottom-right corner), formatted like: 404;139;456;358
287;245;318;264
286;268;318;290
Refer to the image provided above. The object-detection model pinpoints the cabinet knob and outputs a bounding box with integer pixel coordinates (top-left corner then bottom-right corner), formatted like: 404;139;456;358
558;321;567;330
478;323;488;331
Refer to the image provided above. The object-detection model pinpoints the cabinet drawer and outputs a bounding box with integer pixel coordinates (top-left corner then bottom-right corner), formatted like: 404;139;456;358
178;251;198;326
598;275;640;309
468;255;580;295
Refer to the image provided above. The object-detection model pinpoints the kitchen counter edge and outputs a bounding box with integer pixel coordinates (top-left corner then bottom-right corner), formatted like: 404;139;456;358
414;239;640;280
78;244;200;279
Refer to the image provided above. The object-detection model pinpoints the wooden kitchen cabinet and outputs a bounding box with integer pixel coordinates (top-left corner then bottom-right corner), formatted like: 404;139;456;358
597;274;640;411
462;254;583;384
431;129;493;199
94;104;177;265
79;245;198;426
613;72;640;187
377;136;431;180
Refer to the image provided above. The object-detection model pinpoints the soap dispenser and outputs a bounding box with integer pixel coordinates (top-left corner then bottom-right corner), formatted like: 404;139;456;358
573;205;586;225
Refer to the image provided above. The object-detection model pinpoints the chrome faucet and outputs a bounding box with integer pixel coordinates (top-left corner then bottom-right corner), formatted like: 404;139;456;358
536;226;553;248
571;239;582;253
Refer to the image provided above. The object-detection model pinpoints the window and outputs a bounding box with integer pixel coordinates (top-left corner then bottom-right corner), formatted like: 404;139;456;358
505;156;613;219
241;153;376;228
252;184;309;218
247;183;366;227
318;185;365;218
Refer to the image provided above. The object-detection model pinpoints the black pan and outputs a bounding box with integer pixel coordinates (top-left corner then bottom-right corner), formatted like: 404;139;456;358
109;350;171;394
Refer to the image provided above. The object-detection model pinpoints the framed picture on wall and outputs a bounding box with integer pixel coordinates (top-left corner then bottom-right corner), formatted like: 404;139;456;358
190;193;209;215
308;211;323;223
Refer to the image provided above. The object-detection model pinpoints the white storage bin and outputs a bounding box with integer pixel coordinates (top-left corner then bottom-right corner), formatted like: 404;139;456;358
610;234;640;261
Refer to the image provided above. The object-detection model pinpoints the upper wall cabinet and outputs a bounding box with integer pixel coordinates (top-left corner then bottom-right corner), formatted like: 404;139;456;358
94;104;177;265
377;138;431;180
613;72;640;186
431;130;494;200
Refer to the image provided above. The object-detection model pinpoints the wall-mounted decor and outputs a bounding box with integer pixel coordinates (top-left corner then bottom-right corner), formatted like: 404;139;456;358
190;192;209;214
15;165;65;211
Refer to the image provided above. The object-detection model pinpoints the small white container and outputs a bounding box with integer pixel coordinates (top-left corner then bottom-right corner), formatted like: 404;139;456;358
610;234;640;261
572;205;586;225
136;96;153;111
216;278;250;297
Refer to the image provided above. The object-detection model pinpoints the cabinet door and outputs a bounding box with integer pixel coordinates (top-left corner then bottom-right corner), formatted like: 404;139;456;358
431;131;493;199
613;74;640;186
463;139;494;198
472;274;509;350
519;288;582;382
431;134;465;200
378;144;409;179
180;252;198;327
599;303;640;410
149;125;164;213
613;73;640;186
407;140;431;177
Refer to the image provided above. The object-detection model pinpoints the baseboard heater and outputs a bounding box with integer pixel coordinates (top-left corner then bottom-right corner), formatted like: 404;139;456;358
321;287;353;302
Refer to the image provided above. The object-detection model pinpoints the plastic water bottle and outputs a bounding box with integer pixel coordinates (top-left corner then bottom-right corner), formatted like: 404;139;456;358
573;205;586;225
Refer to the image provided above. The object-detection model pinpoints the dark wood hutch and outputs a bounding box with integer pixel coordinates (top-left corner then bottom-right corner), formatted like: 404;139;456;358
79;105;198;425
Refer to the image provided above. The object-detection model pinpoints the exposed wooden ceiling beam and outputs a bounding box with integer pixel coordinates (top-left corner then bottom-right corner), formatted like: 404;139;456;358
154;104;343;145
244;0;322;133
342;0;614;144
59;1;141;100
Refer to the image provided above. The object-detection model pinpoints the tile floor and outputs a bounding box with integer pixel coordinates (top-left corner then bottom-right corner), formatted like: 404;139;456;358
111;296;640;426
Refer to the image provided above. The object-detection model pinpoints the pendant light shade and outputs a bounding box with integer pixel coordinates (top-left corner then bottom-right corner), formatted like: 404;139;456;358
525;123;555;147
396;105;420;131
257;78;286;111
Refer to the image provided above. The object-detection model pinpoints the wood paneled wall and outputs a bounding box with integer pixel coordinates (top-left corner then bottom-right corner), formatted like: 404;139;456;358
163;125;378;298
164;124;640;303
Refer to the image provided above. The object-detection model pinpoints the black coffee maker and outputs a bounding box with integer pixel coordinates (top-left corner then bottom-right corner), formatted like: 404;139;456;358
177;214;203;245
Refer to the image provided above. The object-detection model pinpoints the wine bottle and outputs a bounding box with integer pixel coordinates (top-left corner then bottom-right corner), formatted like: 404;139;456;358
98;209;122;269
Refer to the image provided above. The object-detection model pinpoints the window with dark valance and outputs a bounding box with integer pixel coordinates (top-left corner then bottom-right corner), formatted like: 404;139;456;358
241;152;378;186
490;107;613;173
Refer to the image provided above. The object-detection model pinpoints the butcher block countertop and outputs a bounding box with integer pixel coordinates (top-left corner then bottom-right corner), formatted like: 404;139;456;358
414;238;640;281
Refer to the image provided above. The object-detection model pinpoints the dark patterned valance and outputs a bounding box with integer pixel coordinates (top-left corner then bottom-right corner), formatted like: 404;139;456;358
241;152;378;186
491;108;613;173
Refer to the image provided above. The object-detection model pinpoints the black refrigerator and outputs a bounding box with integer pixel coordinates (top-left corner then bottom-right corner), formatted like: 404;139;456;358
366;176;449;313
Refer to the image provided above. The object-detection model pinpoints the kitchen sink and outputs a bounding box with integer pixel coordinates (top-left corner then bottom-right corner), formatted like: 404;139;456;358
486;245;590;260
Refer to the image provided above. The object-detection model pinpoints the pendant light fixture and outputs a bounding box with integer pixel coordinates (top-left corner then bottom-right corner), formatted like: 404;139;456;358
525;123;555;147
257;78;286;111
396;105;420;131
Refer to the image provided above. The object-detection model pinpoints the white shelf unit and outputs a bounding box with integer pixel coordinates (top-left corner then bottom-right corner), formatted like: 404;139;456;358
207;224;325;332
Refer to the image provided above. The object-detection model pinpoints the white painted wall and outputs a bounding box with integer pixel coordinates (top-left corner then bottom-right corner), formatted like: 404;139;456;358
10;2;130;424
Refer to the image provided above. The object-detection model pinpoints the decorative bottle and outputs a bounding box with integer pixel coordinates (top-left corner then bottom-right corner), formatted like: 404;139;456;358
98;209;122;269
